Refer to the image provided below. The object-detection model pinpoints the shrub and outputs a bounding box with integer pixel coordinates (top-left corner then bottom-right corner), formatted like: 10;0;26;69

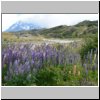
35;66;64;86
80;33;98;60
35;64;85;86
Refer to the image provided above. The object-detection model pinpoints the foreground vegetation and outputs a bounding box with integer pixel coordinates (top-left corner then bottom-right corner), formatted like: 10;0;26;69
2;33;98;86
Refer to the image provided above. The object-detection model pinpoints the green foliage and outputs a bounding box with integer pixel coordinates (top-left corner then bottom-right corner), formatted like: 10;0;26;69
2;64;8;85
88;70;98;85
75;20;98;27
80;70;98;86
35;64;86;86
35;66;64;86
80;33;98;59
63;65;84;86
2;64;98;86
3;73;36;86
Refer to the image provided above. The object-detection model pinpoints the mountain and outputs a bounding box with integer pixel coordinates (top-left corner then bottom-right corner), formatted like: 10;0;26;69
5;21;42;32
18;20;97;38
4;20;98;38
75;20;98;27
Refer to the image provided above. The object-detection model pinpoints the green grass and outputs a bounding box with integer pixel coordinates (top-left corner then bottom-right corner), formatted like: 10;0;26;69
2;64;98;86
2;32;45;43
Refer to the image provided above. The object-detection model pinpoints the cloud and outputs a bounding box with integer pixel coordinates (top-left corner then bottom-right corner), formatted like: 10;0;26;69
2;14;98;31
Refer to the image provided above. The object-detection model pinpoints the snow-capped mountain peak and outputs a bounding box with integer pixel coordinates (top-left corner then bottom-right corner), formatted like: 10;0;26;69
5;21;42;32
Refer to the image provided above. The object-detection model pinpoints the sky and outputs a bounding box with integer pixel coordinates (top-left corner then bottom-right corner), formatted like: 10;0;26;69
2;14;98;31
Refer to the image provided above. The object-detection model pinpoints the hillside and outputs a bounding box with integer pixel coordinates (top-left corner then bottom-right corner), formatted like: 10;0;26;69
3;20;98;38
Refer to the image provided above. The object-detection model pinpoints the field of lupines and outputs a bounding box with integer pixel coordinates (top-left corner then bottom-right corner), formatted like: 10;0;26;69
2;42;98;86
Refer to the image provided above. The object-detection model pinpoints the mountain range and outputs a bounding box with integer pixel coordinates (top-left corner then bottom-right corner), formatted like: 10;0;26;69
4;20;98;38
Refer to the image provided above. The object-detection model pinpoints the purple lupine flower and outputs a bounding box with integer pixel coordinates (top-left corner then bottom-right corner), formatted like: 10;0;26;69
13;60;19;67
24;61;30;72
13;60;19;74
19;64;25;74
2;43;86;78
9;62;13;76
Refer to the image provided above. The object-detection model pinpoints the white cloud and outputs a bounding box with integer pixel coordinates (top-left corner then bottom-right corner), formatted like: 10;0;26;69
2;14;98;31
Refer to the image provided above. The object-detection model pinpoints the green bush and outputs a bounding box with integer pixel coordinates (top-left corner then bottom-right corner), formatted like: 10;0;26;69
80;33;98;59
35;65;85;86
35;66;64;86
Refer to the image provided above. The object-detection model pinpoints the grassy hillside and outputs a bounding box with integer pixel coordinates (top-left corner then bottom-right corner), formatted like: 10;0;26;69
2;20;98;39
12;20;98;38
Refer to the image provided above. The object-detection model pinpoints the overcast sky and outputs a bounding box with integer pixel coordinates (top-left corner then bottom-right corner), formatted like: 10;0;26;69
2;14;98;31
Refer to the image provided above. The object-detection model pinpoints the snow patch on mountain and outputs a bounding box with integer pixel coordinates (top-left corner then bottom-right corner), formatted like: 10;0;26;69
5;21;43;32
